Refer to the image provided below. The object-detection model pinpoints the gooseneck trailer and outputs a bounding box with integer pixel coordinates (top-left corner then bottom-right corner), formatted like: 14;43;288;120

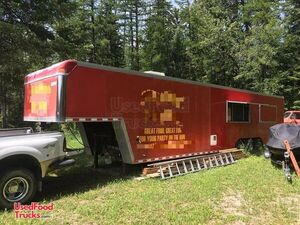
24;60;284;165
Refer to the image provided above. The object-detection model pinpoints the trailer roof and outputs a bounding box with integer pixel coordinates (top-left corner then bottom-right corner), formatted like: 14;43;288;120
77;61;284;99
24;60;283;99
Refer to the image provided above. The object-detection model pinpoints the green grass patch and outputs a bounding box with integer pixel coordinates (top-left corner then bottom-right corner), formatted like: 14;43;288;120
61;124;83;149
1;156;299;225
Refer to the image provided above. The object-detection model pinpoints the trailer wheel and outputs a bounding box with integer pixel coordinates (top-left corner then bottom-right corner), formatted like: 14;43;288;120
0;168;37;209
253;138;263;150
236;139;253;152
236;139;245;149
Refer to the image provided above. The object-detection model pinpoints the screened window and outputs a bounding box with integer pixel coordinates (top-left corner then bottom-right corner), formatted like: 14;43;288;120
227;102;250;122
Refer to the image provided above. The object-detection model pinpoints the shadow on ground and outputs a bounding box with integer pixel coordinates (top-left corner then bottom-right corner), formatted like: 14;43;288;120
36;154;145;202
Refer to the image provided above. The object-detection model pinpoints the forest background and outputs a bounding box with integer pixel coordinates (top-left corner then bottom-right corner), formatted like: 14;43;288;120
0;0;299;127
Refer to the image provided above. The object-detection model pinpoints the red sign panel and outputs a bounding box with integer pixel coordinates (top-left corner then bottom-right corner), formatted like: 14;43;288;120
24;77;58;121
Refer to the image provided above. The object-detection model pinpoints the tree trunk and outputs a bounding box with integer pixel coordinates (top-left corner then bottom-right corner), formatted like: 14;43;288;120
129;7;134;69
134;0;139;70
91;0;96;62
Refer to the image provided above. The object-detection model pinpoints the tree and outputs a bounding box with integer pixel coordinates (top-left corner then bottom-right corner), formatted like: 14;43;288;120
142;0;175;75
277;0;300;109
168;7;190;79
188;0;241;86
119;0;148;70
95;0;124;66
54;0;124;66
236;0;284;93
0;0;71;127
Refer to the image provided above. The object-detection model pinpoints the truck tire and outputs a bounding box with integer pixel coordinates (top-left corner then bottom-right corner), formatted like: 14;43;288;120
0;168;37;210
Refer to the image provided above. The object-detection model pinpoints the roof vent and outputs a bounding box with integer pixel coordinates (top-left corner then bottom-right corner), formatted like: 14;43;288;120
144;71;165;76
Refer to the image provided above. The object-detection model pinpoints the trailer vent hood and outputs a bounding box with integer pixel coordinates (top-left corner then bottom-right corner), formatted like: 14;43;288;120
144;71;165;76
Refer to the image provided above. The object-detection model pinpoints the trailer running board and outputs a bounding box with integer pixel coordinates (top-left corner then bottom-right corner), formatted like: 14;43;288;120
148;153;235;179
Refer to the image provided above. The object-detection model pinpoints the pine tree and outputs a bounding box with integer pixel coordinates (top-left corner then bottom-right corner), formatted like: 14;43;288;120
142;0;174;75
95;0;124;66
54;0;124;66
119;0;148;70
174;0;193;79
236;0;284;93
168;7;190;78
188;0;241;86
277;0;300;109
0;0;72;127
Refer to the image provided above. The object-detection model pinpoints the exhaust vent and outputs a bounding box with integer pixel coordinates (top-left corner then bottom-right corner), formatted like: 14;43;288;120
144;71;165;76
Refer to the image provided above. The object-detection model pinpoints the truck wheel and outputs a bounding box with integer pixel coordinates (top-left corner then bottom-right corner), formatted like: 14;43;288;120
0;169;37;209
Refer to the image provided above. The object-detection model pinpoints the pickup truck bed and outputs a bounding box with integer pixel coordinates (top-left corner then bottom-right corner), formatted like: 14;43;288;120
0;128;74;209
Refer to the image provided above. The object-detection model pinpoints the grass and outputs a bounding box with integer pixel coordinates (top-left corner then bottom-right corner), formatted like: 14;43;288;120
0;154;300;225
61;125;84;150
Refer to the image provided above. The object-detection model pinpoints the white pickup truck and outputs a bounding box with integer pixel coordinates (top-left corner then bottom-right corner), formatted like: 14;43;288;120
0;128;75;209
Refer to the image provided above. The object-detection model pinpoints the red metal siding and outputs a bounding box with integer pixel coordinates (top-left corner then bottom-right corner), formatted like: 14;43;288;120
210;88;284;150
260;105;277;122
65;66;212;162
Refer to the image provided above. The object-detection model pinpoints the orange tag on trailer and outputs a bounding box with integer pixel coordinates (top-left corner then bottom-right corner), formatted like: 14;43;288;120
24;78;58;120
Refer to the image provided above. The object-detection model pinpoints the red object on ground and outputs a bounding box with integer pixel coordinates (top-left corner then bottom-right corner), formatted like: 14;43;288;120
284;111;300;124
24;60;284;164
284;140;300;178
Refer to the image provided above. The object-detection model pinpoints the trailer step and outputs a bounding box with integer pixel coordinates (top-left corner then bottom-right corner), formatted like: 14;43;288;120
148;153;235;179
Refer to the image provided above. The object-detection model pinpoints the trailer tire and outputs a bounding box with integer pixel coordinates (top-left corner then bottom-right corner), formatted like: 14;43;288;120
253;138;263;150
236;139;245;149
236;139;253;151
0;168;37;210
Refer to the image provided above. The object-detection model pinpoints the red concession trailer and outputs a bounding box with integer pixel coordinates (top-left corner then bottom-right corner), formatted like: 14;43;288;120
24;60;284;164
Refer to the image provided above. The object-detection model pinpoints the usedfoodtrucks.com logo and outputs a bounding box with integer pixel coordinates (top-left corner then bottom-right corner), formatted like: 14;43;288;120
14;202;54;219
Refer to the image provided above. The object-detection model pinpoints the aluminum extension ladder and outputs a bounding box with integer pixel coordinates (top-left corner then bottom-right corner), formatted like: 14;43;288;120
149;153;235;179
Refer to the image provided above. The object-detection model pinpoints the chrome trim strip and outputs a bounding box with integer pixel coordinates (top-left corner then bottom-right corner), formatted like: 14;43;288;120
24;73;68;84
137;150;219;163
56;75;66;122
65;117;121;122
26;61;70;77
77;122;92;155
24;116;57;122
112;119;134;164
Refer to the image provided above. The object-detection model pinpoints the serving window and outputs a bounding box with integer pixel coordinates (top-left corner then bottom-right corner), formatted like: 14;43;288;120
227;102;250;122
